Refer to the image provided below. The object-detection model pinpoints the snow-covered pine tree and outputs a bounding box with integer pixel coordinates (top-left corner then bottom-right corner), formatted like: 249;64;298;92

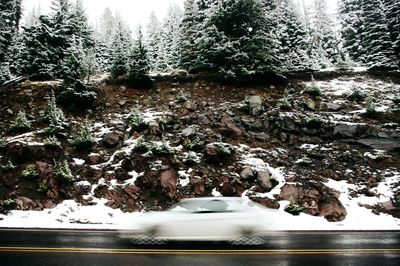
61;36;86;84
383;0;400;65
162;3;183;70
128;27;152;87
48;0;73;77
70;0;94;49
309;0;341;68
110;18;132;78
0;0;22;83
18;16;56;80
58;36;97;109
360;0;398;69
179;0;199;71
146;11;162;72
274;0;311;72
98;7;115;47
338;0;364;64
93;7;115;72
0;0;22;61
198;0;278;81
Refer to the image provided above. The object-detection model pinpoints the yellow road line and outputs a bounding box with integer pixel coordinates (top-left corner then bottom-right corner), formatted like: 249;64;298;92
0;247;399;255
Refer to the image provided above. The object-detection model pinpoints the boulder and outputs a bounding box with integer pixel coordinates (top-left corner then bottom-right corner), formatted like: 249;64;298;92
305;98;317;111
160;167;178;198
190;176;206;196
217;175;237;196
247;95;263;116
121;158;134;172
102;131;123;148
35;161;53;179
333;124;358;138
184;101;197;111
257;170;273;190
181;127;195;137
240;167;254;180
123;185;141;200
251;197;280;209
279;182;347;221
15;197;43;211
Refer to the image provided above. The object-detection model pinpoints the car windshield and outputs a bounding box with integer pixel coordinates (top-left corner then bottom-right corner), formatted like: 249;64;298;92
168;198;259;213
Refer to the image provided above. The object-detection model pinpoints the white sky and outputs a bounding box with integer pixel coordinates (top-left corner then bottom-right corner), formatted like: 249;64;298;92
22;0;185;29
22;0;337;30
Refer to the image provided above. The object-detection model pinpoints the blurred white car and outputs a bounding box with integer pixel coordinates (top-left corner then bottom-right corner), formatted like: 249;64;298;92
119;197;276;245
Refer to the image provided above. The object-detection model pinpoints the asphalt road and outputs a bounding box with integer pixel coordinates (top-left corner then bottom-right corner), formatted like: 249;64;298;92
0;229;399;266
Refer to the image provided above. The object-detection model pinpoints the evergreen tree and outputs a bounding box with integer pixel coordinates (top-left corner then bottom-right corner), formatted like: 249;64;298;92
48;0;73;76
18;16;57;80
383;0;400;64
162;3;183;70
198;0;278;81
274;0;311;72
309;0;341;68
70;0;94;49
98;7;115;47
128;27;152;87
360;0;398;69
179;0;199;70
0;0;22;63
58;36;97;109
110;18;132;78
146;11;162;72
338;0;365;64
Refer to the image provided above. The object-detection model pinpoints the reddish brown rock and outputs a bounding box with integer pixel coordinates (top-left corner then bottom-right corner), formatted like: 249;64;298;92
124;185;141;200
102;131;123;148
279;181;347;222
160;167;178;198
190;176;206;196
35;161;53;179
217;175;236;196
252;197;280;209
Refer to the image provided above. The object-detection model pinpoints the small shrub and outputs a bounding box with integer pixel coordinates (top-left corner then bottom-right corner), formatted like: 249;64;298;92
3;199;16;209
9;111;32;133
71;119;97;150
57;80;97;110
21;165;39;179
176;90;188;103
304;80;321;97
151;140;172;156
132;138;149;153
365;95;378;117
183;152;198;166
127;109;148;131
183;138;204;151
41;91;69;135
307;115;322;128
54;160;75;182
44;135;62;149
278;97;292;110
286;201;305;215
37;180;48;193
216;144;232;157
0;160;17;172
348;86;365;102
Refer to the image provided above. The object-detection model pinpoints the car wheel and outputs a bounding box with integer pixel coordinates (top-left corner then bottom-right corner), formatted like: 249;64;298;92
229;236;266;246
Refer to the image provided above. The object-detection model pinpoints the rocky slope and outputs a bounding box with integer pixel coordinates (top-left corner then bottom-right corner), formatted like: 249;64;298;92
0;71;399;223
